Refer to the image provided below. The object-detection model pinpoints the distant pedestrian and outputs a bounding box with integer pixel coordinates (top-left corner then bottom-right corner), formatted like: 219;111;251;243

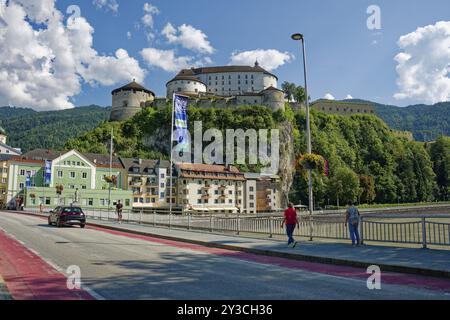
345;200;360;246
281;202;299;248
116;200;123;224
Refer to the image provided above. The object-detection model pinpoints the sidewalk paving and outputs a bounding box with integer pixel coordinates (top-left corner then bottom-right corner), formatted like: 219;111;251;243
86;218;450;279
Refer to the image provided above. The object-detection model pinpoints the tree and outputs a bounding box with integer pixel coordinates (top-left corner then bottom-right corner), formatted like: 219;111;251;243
428;136;450;200
327;167;360;206
359;174;376;204
281;82;296;102
294;86;306;104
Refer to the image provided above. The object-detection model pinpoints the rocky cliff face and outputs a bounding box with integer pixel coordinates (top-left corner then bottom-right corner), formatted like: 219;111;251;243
277;120;296;208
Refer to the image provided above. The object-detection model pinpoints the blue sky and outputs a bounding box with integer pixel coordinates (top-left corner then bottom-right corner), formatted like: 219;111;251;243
2;0;450;109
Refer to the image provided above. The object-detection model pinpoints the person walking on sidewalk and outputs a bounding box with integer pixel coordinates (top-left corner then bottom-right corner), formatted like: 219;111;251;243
281;202;299;248
116;200;123;224
345;200;360;246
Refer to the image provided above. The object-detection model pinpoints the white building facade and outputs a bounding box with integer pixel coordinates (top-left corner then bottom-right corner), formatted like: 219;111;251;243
166;62;278;97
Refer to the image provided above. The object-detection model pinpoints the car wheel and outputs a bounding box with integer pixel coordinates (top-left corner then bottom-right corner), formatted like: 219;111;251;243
80;223;85;229
48;217;52;226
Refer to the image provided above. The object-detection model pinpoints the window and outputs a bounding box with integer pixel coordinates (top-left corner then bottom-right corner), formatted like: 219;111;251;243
145;198;150;203
19;183;24;189
57;171;63;178
160;192;165;198
82;172;87;179
249;186;254;192
88;198;94;206
70;171;76;179
160;182;165;188
197;199;202;204
125;199;130;206
250;202;254;208
229;199;232;203
160;173;165;178
77;162;80;166
133;197;139;203
20;169;25;176
81;185;87;189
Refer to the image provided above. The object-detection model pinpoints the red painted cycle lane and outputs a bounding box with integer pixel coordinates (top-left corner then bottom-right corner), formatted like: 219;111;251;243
0;228;94;300
87;224;450;293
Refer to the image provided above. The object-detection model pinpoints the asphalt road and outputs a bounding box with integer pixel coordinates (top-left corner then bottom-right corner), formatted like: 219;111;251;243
0;211;449;300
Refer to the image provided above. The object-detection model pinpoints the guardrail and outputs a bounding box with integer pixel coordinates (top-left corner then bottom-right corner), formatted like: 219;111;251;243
24;207;450;249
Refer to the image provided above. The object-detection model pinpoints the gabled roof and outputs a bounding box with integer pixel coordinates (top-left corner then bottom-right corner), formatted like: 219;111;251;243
173;63;278;81
0;141;21;155
119;158;170;173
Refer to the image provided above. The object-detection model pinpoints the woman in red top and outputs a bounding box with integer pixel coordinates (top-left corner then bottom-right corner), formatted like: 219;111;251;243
281;203;299;247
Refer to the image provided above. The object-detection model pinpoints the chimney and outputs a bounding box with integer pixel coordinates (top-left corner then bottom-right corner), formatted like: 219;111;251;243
93;159;97;164
138;158;142;165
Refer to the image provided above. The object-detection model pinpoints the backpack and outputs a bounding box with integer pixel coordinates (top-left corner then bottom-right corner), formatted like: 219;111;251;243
348;206;359;224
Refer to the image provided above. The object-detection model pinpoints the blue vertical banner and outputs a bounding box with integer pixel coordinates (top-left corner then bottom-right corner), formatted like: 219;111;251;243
44;160;52;185
173;94;190;153
25;171;31;188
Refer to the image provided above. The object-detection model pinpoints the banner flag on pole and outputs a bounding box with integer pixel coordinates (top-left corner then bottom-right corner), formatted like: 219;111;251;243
26;172;31;188
173;94;190;153
44;160;52;185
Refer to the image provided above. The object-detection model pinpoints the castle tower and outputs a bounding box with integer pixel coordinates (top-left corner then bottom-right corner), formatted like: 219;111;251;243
110;80;155;121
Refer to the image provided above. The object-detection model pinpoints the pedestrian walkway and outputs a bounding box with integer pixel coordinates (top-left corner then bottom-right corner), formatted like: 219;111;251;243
87;218;450;279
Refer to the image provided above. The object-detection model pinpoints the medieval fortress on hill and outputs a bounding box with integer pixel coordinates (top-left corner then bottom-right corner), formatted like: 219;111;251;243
109;62;375;122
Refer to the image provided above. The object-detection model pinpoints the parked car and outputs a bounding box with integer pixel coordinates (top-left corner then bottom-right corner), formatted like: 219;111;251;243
6;201;17;210
48;206;86;228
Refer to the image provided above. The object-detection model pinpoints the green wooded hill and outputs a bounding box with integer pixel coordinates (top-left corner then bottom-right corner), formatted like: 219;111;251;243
346;99;450;141
0;105;110;152
65;104;449;204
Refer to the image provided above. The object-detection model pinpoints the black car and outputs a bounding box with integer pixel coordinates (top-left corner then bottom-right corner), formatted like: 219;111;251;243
48;206;86;228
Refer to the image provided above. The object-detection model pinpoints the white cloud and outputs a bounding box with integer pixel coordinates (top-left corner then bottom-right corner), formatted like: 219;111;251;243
0;0;145;111
162;23;215;54
323;93;335;100
394;21;450;104
93;0;119;13
140;48;211;72
229;49;294;71
345;94;353;99
127;31;132;39
140;3;160;42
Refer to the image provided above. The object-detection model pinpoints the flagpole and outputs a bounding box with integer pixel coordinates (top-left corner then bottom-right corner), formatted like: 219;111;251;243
169;93;175;225
108;128;113;214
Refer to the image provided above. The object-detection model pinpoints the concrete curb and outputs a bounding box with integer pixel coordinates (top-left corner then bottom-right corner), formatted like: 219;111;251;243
6;210;450;280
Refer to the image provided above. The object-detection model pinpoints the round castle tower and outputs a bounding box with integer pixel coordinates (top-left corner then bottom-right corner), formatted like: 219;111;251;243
110;80;155;121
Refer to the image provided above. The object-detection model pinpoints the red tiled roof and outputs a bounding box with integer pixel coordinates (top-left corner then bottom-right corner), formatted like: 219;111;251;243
177;163;241;174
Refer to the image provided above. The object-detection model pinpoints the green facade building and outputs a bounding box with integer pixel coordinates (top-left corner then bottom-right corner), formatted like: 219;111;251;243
6;149;132;210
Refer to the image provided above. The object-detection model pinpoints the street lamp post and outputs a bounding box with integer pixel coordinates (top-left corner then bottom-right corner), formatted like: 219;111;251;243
292;33;314;235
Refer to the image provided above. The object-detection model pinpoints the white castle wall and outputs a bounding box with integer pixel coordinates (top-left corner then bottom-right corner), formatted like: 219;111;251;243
167;80;206;98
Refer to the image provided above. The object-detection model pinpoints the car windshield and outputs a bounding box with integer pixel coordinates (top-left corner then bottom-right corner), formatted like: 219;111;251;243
62;207;83;213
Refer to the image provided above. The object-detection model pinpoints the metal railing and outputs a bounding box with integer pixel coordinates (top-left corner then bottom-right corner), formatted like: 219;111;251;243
23;207;450;249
